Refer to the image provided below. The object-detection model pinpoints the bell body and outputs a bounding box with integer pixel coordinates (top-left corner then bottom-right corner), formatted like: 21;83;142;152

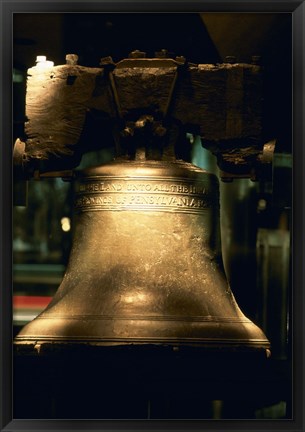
15;160;269;351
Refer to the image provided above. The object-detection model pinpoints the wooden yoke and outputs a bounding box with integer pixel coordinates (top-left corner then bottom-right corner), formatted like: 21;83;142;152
14;52;274;181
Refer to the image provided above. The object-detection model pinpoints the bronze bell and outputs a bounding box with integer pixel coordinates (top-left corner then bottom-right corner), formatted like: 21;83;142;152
15;158;270;352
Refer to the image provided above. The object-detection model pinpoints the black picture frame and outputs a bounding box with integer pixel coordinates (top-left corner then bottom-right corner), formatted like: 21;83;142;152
1;1;304;431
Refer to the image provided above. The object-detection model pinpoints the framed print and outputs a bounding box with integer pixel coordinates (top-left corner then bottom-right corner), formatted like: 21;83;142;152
1;1;304;431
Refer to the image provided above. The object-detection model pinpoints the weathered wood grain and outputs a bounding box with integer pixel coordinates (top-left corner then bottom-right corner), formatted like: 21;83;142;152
25;64;109;161
113;66;177;117
23;60;263;170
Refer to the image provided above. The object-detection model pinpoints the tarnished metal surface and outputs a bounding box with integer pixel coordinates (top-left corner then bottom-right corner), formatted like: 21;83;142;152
15;159;269;351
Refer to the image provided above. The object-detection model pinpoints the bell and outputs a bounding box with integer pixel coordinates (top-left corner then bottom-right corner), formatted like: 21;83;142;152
15;158;270;352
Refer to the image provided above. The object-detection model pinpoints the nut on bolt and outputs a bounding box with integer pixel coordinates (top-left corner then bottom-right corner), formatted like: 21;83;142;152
251;55;261;65
13;138;26;169
35;55;54;68
225;56;237;64
155;49;174;59
155;49;169;58
121;126;134;138
175;55;186;65
65;54;79;65
99;56;116;71
99;56;115;66
36;55;47;64
153;124;167;137
128;50;146;59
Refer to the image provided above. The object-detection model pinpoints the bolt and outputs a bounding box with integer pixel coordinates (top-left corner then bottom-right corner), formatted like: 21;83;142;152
155;49;174;59
135;115;154;129
128;50;146;59
99;56;114;66
153;124;167;137
121;126;134;138
251;55;261;65
225;55;237;64
35;55;54;69
13;138;26;168
36;55;47;63
99;56;115;70
34;343;42;354
65;54;79;65
155;49;168;58
175;56;186;66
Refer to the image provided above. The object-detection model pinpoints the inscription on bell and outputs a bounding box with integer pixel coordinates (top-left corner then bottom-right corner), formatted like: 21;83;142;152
76;178;212;213
79;181;207;195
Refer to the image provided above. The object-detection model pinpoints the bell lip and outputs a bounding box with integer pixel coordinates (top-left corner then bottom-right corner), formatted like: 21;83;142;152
14;314;270;352
75;159;217;181
15;334;270;347
14;337;270;352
